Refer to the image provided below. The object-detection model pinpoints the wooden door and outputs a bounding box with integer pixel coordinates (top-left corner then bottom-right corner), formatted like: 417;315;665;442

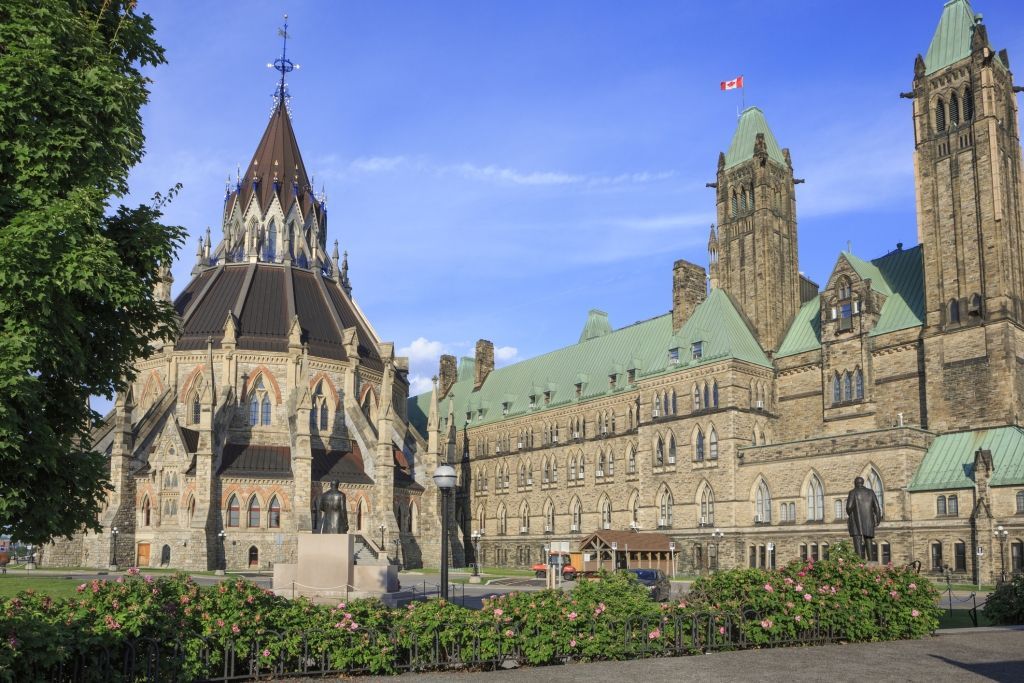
136;543;150;567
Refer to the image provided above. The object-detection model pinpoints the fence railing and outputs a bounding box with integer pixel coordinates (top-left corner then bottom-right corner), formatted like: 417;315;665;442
40;608;885;682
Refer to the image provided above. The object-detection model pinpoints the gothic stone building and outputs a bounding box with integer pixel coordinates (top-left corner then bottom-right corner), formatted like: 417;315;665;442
409;1;1024;582
43;91;445;572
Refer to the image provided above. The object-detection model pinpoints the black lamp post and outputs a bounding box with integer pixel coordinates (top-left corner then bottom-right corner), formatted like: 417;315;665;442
110;527;119;570
710;528;724;572
471;530;482;577
379;523;386;551
995;525;1009;583
433;464;457;601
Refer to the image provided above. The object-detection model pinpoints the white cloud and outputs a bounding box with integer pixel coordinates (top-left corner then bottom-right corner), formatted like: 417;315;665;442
452;163;581;186
494;345;519;365
349;156;409;173
398;336;447;364
610;211;714;232
407;374;434;396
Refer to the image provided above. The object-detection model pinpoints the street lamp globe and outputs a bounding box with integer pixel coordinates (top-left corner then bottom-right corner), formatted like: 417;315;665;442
433;465;457;490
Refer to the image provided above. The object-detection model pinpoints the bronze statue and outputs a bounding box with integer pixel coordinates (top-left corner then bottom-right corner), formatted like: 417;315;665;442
316;480;349;534
846;476;882;560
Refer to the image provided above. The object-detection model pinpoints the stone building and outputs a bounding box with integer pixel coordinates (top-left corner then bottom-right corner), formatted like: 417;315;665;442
408;0;1024;583
43;63;443;572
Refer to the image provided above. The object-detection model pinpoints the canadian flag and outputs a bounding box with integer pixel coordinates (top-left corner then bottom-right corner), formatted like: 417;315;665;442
720;75;744;91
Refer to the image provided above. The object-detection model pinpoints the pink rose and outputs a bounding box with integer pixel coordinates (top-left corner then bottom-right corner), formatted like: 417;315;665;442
764;583;774;593
760;619;773;629
569;639;577;647
908;583;917;591
795;615;802;622
494;608;503;617
231;624;240;634
648;628;661;640
262;649;270;658
718;626;726;635
505;629;514;637
794;584;803;592
803;594;813;601
568;611;577;621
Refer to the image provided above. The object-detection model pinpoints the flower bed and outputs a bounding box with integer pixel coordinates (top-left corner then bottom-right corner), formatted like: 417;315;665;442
0;543;939;681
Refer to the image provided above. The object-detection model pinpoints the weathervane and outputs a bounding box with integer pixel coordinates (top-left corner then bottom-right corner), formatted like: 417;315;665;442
267;14;299;110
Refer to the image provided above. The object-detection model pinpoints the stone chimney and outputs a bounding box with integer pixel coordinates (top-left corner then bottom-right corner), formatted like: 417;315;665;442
672;259;707;331
438;354;457;399
474;339;494;390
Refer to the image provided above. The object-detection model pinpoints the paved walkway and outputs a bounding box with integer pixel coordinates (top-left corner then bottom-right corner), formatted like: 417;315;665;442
356;627;1024;682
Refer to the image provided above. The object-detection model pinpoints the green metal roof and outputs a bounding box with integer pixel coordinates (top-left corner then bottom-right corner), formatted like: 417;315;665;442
776;245;924;358
908;426;1024;491
724;107;786;170
579;309;612;342
408;289;769;434
924;0;978;75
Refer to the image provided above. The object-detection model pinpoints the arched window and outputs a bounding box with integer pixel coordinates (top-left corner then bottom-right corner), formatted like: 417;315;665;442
191;395;201;425
703;383;710;411
843;372;852;402
806;475;824;521
833;374;841;403
320;403;328;431
659;489;674;527
551;457;558;483
963;87;974;121
249;397;259;426
187;495;196;524
693;384;701;411
936;98;946;132
712;381;719;408
1017;490;1024;514
597;452;606;477
520;503;530;533
854;369;864;400
261;395;271;425
498;505;507;535
867;469;884;510
949;92;960;126
731;190;738;216
543;459;550;484
227;494;240;527
740;186;748;212
834;499;845;520
936;495;947;516
518;464;526;487
969;293;983;317
248;545;259;568
247;496;261;528
949;299;960;323
571;499;582;530
607;451;615;475
756;480;772;523
668;435;677;464
948;494;959;516
709;428;719;460
630;493;640;524
578;455;586;480
694;428;705;462
141;496;151;527
655;437;665;466
601;498;612;528
628;447;637;474
700;486;715;526
268;496;281;528
569;457;577;481
546;502;555;532
671;390;677;414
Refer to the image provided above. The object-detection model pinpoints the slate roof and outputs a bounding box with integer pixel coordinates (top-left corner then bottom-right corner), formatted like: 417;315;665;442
776;245;925;358
172;262;381;368
908;426;1024;491
724;107;787;169
311;446;373;485
219;444;293;478
408;288;769;435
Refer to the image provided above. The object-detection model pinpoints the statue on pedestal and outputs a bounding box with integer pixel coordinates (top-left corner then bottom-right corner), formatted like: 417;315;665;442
846;476;882;560
316;480;349;534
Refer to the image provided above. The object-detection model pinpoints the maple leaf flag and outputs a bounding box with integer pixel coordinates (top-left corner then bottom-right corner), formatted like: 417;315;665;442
720;76;744;91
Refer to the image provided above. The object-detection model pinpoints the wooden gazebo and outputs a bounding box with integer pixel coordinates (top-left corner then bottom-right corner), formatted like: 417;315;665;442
578;530;674;574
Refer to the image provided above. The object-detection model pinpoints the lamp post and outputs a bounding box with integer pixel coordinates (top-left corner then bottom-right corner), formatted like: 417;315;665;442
611;541;618;572
710;528;724;572
471;530;482;577
379;523;386;551
216;530;226;575
110;527;119;571
995;525;1009;583
669;541;676;579
433;464;457;601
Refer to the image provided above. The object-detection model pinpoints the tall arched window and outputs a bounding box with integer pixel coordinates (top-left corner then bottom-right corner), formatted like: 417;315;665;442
261;395;271;425
630;493;640;524
627;447;636;474
319;402;328;431
546;502;555;532
949;299;960;323
806;475;824;521
601;498;612;528
571;499;582;530
191;395;201;425
671;390;677;414
756;480;772;523
731;190;738;216
936;495;947;516
936;98;946;132
498;505;507;535
187;495;196;524
543;459;551;484
597;452;606;477
709;428;719;460
693;384;701;411
833;374;841;403
949;92;960;126
867;468;884;511
607;451;615;475
843;372;852;402
963;87;974;121
569;457;577;481
249;396;259;426
703;383;710;410
249;376;271;426
668;435;677;464
247;496;261;528
694;428;705;462
520;503;530;533
659;489;674;527
227;494;240;527
141;496;151;526
712;381;719;408
700;486;715;526
854;369;864;400
655;437;665;466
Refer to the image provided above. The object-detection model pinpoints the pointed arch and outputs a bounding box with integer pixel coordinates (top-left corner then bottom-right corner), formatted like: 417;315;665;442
519;500;530;533
668;433;677;464
139;370;165;412
864;466;885;511
141;495;151;527
754;478;772;523
693;383;701;411
854;367;864;400
712;381;719;408
476;503;487;534
268;495;281;528
804;471;825;521
497;502;508;535
226;494;240;527
656;483;674;528
626;443;637;474
597;450;607;477
241;366;283;404
703;382;710;410
598;493;613;528
247;494;261;528
963;86;974;121
697;481;715;526
949;91;960;125
935;97;946;132
708;425;719;460
569;495;583;531
693;425;705;461
655;435;665;466
627;489;641;526
308;372;341;409
607;448;615;475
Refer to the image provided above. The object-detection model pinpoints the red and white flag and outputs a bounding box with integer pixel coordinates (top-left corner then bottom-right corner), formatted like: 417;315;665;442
720;75;744;91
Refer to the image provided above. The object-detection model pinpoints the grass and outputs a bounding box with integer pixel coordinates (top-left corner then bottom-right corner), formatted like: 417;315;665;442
0;576;85;600
414;567;538;578
936;609;993;629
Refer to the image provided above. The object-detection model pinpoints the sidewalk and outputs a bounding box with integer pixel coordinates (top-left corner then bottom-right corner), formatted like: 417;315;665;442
359;627;1024;682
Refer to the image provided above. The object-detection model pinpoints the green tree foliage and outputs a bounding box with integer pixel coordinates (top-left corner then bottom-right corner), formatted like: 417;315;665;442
0;1;184;543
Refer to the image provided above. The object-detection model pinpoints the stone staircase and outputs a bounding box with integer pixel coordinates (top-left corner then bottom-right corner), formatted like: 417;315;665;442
352;534;388;565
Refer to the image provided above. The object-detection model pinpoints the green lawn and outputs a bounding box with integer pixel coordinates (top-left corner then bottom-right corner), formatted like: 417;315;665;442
936;609;993;629
415;567;538;578
0;576;85;600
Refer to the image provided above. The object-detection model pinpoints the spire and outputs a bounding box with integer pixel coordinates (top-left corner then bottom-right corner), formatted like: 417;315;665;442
924;0;982;75
268;14;299;110
340;250;351;296
724;107;786;169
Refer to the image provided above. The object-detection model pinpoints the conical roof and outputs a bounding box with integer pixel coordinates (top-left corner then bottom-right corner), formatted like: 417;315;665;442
724;107;786;169
924;0;978;75
226;100;321;222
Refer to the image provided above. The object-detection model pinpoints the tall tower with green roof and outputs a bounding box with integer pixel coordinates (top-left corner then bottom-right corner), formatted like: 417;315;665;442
710;106;801;354
911;0;1024;328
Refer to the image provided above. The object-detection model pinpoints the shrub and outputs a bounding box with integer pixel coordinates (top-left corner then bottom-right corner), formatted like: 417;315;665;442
983;574;1024;625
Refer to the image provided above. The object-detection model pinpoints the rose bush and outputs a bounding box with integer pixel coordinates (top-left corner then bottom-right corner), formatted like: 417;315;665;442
983;573;1024;625
0;549;940;681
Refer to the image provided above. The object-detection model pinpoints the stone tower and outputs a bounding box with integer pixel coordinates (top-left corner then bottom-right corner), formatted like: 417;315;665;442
911;0;1024;431
710;107;801;353
911;0;1024;328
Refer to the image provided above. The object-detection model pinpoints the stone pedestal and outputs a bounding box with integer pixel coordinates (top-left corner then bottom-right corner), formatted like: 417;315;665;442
273;533;402;604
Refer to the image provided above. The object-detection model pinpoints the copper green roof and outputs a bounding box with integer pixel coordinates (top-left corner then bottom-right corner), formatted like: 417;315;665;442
579;309;612;342
724;107;786;170
408;289;769;434
924;0;978;75
776;245;924;358
908;426;1024;491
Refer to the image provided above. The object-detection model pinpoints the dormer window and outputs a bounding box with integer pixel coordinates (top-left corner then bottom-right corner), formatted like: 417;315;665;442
836;277;853;332
543;391;551;405
502;402;510;416
669;348;681;364
608;374;617;388
529;395;537;409
477;408;484;419
627;369;636;384
466;411;472;423
691;342;703;360
575;382;583;398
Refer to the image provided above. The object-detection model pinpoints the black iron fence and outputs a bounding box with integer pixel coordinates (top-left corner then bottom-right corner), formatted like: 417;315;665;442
36;608;868;682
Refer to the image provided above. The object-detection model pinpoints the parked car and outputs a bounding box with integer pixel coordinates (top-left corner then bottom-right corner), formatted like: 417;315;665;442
623;568;671;601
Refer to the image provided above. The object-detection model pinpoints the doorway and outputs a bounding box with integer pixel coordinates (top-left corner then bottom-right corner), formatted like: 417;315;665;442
136;543;151;567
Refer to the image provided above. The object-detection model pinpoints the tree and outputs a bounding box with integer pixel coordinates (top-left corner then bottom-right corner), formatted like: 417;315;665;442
0;1;185;543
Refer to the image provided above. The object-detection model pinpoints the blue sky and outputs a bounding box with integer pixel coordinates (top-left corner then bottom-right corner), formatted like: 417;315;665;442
114;0;1024;408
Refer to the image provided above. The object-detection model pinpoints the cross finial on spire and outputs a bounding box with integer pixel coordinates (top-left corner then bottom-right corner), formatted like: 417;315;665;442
267;14;299;110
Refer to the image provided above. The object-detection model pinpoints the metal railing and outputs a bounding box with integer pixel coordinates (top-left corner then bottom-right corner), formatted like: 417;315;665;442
37;608;904;682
